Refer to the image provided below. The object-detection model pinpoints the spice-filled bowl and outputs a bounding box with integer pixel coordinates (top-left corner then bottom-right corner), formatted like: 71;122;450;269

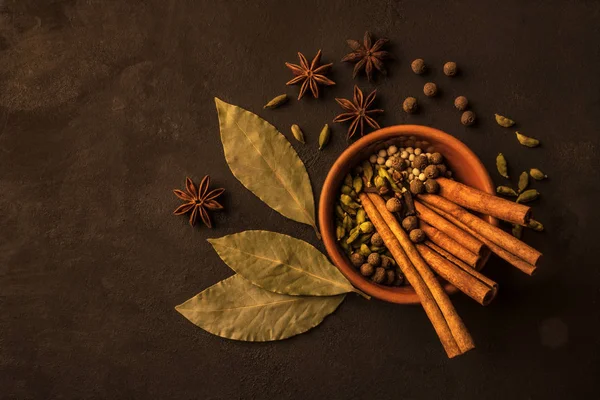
319;125;497;304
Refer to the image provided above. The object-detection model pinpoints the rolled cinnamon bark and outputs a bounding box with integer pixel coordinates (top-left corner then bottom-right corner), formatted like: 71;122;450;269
437;177;532;225
424;202;537;276
418;242;498;306
414;201;486;256
359;194;462;358
419;194;542;267
419;221;481;269
365;193;475;355
425;241;498;290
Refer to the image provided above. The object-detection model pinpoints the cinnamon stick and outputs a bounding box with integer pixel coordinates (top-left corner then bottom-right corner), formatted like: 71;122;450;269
437;177;532;225
414;200;486;256
364;193;475;355
424;201;537;276
417;243;497;306
419;194;542;267
419;221;482;269
358;194;462;358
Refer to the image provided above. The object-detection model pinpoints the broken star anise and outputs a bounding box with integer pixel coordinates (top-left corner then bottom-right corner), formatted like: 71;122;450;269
173;176;224;228
333;85;383;139
341;31;392;82
285;49;335;100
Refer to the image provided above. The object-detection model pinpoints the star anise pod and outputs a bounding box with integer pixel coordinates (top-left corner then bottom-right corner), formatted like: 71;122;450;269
285;49;335;100
333;85;383;139
341;31;392;81
173;176;224;228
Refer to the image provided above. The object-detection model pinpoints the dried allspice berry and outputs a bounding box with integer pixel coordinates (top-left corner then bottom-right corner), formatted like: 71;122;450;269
496;153;509;178
386;197;402;213
443;61;457;76
403;97;418;114
372;267;386;283
461;111;476;126
516;132;540;148
516;189;540;203
530;168;547;180
385;270;396;285
371;233;384;247
402;216;418;231
423;164;439;179
424;179;439;193
360;263;375;277
410;179;425;194
367;252;381;267
291;124;305;144
413;155;429;169
264;94;288;109
411;58;426;75
454;96;468;111
518;171;529;193
496;186;517;197
423;82;438;97
350;253;365;267
430;152;444;165
494;114;515;128
409;229;426;243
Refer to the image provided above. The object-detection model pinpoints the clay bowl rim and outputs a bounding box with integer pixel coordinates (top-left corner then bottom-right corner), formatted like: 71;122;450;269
318;124;497;304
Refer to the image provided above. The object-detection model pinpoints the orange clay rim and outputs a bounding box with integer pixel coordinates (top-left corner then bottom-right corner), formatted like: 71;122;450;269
319;125;497;304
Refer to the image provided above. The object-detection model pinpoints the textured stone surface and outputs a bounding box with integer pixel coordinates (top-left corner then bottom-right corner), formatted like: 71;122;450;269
1;0;599;398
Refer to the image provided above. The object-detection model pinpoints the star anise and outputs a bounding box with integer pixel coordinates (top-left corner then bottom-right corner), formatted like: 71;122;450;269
333;85;383;139
341;31;392;81
285;49;335;100
173;176;224;228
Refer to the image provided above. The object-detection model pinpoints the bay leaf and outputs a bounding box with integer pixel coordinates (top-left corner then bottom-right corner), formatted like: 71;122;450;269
215;98;319;237
175;274;345;341
208;230;358;296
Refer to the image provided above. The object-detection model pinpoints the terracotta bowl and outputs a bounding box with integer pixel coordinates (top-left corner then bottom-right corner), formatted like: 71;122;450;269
319;125;497;304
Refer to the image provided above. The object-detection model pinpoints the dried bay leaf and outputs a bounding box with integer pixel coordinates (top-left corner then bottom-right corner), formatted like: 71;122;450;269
175;274;345;341
215;98;319;237
209;230;359;296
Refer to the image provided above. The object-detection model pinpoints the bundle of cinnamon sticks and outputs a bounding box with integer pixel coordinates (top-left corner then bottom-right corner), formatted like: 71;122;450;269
358;177;542;358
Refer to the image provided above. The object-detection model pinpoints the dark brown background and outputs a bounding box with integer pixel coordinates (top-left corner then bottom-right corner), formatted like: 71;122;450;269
1;0;599;398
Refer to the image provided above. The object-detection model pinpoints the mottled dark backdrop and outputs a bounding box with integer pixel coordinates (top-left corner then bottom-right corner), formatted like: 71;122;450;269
1;0;599;398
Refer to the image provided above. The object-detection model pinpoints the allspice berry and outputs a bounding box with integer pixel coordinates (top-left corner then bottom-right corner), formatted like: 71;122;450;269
385;269;396;285
413;154;429;170
360;263;374;277
409;179;424;194
436;164;447;175
423;164;439;179
403;97;418;114
424;178;439;194
443;61;458;76
372;267;386;284
409;228;426;243
386;197;402;213
350;253;365;267
390;157;403;170
423;82;438;97
461;110;476;126
371;232;384;247
454;96;468;111
430;152;444;165
380;255;393;269
411;58;426;75
402;216;418;231
367;252;381;267
394;273;405;286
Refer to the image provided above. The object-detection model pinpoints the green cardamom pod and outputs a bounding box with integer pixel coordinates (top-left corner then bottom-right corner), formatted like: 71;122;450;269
341;185;353;195
353;176;363;194
527;219;544;232
336;225;345;241
340;203;357;216
496;186;517;197
344;174;353;187
341;194;361;209
291;124;305;144
495;113;515;128
374;175;387;189
529;168;547;180
343;214;354;232
263;94;288;109
335;205;345;220
357;233;373;245
378;167;401;192
346;226;360;244
359;244;371;257
496;153;509;178
340;240;350;253
516;189;539;203
512;224;523;239
356;208;366;225
359;221;374;234
318;124;330;150
362;161;374;187
516;132;540;148
518;171;529;193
